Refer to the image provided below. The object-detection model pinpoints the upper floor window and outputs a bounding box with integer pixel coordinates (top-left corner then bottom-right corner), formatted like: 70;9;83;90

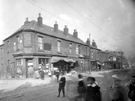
38;36;43;50
76;44;79;54
17;36;19;43
13;42;17;51
7;41;9;47
86;46;87;55
69;43;72;53
57;40;61;52
91;51;94;59
78;45;81;54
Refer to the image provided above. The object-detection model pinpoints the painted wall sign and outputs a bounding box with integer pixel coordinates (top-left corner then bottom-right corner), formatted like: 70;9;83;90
24;33;32;46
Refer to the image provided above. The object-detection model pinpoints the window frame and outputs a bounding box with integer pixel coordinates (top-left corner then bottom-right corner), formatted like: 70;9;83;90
69;43;72;54
38;36;43;50
57;40;61;52
76;44;79;54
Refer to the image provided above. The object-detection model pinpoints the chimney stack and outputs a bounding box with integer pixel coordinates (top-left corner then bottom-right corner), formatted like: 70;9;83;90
54;21;58;32
37;13;42;27
73;29;78;38
24;17;29;25
63;25;68;35
86;38;90;46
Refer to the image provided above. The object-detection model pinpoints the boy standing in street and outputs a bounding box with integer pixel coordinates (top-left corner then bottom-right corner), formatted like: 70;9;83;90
57;72;66;97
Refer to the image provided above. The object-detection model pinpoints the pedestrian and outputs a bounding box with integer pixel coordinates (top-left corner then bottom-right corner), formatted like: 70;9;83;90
76;74;86;101
57;72;66;97
109;76;125;101
48;69;52;77
28;65;34;78
85;76;101;101
39;68;45;80
127;75;135;101
55;70;60;82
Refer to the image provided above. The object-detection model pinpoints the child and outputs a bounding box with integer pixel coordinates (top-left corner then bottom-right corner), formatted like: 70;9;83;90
76;74;86;101
85;76;101;101
57;72;66;97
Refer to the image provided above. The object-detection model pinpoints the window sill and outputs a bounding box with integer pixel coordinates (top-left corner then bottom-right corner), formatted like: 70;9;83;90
57;51;62;54
38;50;44;52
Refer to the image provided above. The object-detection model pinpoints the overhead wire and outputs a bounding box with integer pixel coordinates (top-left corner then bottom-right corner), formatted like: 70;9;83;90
85;0;130;39
26;0;107;42
41;0;110;42
62;0;115;39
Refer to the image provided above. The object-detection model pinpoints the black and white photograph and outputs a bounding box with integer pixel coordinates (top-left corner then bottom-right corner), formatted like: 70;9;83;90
0;0;135;101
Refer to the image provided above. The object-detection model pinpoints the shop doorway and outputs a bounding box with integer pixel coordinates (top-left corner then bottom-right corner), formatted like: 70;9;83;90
26;58;33;78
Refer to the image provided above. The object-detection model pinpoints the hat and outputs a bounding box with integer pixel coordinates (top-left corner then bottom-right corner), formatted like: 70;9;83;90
132;75;135;78
87;76;95;82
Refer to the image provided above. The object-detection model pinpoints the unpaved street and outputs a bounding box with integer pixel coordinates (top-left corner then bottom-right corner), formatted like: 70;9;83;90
0;69;134;101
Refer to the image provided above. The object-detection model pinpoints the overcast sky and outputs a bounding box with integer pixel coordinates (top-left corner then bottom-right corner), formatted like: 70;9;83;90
0;0;135;57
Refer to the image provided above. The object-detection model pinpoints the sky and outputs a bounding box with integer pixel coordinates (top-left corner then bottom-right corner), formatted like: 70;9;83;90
0;0;135;57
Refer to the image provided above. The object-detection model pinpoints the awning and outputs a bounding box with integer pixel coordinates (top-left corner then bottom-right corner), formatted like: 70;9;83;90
50;57;76;63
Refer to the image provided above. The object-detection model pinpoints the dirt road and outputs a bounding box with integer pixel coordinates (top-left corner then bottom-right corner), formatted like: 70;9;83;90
0;69;134;101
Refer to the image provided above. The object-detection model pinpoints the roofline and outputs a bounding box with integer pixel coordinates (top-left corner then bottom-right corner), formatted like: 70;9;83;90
23;30;89;46
3;30;23;41
90;46;100;50
0;44;4;47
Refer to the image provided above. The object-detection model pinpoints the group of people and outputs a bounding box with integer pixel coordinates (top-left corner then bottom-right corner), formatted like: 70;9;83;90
56;72;135;101
76;74;101;101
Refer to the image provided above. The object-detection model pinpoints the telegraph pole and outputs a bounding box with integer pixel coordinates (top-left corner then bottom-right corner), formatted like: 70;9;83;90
89;34;91;74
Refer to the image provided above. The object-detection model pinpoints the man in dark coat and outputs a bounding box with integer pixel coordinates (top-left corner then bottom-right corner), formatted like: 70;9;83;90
85;76;101;101
57;72;66;97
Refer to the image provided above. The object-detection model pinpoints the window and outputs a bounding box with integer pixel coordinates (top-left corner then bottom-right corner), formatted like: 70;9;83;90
38;36;43;50
17;36;20;50
17;36;19;43
76;44;79;54
69;43;72;53
7;41;9;46
78;45;81;54
86;46;87;55
14;42;17;51
57;40;61;52
91;51;94;59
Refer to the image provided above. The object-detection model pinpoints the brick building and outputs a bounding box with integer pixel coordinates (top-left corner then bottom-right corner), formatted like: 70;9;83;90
0;14;90;78
0;44;4;76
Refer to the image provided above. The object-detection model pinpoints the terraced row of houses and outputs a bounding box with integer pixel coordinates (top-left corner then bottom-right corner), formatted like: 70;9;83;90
0;14;127;78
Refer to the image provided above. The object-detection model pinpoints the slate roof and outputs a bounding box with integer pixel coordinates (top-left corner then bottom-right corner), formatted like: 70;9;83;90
4;20;87;45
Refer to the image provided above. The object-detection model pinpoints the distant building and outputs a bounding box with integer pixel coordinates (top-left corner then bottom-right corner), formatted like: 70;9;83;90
0;44;4;76
0;14;90;78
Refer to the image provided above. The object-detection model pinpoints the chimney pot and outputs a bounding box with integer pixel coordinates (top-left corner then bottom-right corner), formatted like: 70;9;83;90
63;25;68;35
24;17;29;25
54;21;58;32
55;21;57;24
73;29;78;38
39;13;41;17
37;13;43;27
